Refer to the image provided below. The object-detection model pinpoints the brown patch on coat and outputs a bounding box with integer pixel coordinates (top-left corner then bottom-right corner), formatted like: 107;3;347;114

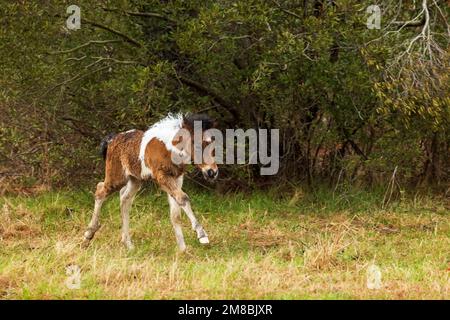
144;138;185;179
143;138;188;204
100;130;144;196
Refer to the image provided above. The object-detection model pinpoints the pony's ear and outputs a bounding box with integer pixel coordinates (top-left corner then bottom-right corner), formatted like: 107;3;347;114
212;120;219;128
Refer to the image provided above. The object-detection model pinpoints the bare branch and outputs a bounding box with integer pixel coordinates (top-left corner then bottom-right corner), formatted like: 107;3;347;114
48;40;122;55
63;55;87;63
391;16;426;28
207;35;252;52
101;7;177;24
83;18;142;47
85;56;138;69
371;0;450;97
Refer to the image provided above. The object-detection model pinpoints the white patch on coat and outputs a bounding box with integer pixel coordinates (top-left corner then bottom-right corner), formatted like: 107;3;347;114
139;113;184;179
125;129;136;133
140;164;153;179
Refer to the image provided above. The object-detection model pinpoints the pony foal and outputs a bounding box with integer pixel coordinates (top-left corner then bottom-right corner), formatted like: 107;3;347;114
82;113;218;251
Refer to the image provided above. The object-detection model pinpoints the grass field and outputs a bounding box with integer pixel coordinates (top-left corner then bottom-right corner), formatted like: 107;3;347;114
0;184;449;299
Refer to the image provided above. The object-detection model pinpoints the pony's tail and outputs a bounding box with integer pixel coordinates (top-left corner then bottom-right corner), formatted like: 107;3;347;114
99;133;116;160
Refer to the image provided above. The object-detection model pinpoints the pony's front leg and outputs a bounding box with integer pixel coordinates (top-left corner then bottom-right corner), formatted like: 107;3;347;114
172;175;209;245
180;200;209;245
156;174;209;246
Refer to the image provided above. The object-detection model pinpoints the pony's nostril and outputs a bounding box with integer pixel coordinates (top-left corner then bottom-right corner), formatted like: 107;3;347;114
207;169;214;178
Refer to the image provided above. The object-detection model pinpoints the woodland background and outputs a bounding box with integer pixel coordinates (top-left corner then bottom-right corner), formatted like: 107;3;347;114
1;0;449;193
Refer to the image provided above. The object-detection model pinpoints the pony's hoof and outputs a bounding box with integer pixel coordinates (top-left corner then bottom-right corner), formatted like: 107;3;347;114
83;225;99;242
83;230;93;240
199;236;209;245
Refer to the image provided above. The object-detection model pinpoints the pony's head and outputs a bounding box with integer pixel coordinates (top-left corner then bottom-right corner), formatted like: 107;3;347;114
172;114;218;181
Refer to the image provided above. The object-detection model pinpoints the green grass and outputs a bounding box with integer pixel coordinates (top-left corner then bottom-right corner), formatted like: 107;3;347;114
0;184;449;299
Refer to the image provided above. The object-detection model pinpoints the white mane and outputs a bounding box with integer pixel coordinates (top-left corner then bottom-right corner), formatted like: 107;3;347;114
139;113;184;178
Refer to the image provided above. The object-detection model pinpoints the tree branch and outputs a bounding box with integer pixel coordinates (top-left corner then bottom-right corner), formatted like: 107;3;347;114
61;116;101;139
179;76;240;121
85;57;138;69
101;7;177;24
42;65;111;97
48;40;122;55
347;139;368;161
391;16;426;28
83;18;142;47
272;0;303;19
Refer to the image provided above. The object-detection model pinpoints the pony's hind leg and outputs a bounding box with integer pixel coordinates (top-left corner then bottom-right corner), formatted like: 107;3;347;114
119;178;141;250
83;181;110;246
168;194;186;251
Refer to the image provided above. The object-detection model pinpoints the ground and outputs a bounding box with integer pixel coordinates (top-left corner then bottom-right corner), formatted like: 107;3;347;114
0;184;449;299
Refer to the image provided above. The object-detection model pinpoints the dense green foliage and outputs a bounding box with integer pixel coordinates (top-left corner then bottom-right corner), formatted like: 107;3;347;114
0;0;449;191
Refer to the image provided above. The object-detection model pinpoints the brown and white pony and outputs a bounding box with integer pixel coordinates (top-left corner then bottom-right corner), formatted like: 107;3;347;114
82;113;218;251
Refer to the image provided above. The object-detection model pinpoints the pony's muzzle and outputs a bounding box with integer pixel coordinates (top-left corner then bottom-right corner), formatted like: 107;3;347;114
203;168;218;181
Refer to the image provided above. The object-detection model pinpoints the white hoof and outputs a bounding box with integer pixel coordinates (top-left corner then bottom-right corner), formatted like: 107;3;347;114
199;236;209;244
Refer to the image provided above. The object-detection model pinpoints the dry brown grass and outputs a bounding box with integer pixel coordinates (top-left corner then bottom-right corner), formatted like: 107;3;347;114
0;203;42;242
0;190;448;299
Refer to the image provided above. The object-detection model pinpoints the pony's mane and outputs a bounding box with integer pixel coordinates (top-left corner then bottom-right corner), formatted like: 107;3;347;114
139;113;184;163
183;113;214;131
